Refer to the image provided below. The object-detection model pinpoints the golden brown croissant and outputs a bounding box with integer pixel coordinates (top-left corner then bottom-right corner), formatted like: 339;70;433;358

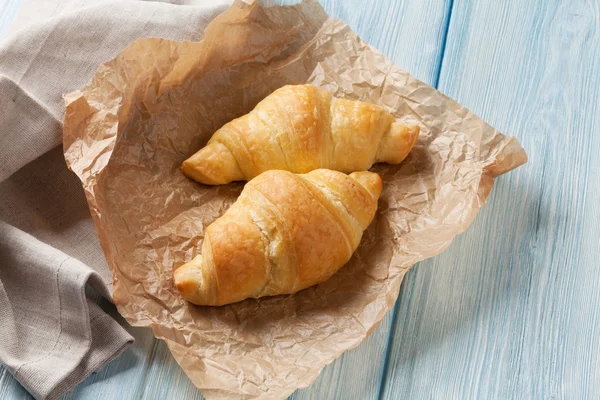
182;84;419;185
174;169;382;306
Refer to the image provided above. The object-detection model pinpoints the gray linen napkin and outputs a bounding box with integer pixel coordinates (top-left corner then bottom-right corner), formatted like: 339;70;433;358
0;0;230;398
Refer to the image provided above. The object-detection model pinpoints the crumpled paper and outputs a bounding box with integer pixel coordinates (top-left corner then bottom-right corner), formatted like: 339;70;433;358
63;0;527;398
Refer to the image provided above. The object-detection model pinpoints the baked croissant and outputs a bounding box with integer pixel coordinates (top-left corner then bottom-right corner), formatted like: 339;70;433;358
182;84;419;185
174;169;382;306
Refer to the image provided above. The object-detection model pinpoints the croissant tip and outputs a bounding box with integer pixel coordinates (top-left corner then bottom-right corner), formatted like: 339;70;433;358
349;171;383;200
181;142;244;185
173;255;205;298
181;158;203;183
181;156;227;185
174;276;192;295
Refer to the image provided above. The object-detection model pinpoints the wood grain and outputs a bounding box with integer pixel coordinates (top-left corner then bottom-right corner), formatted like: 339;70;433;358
0;0;19;37
380;0;600;399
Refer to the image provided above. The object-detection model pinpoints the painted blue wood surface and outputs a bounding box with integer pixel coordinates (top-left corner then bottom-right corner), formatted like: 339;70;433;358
380;0;600;399
1;0;599;399
0;0;19;37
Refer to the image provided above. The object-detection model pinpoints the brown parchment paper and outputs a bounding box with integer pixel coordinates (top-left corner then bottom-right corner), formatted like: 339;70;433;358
63;1;527;398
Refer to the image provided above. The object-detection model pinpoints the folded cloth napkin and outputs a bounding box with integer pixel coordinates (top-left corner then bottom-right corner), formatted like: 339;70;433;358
0;0;230;398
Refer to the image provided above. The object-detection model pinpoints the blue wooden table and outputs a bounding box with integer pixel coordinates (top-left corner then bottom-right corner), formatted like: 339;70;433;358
2;0;600;398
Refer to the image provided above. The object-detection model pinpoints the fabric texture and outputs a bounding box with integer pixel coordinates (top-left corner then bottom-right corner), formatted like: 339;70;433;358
0;0;230;398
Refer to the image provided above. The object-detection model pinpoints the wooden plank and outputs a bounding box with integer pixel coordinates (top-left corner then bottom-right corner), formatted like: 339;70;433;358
0;369;31;400
269;0;452;84
380;0;600;398
0;0;20;37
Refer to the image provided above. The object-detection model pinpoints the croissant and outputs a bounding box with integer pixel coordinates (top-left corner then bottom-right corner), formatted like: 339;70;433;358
174;169;382;306
182;84;419;185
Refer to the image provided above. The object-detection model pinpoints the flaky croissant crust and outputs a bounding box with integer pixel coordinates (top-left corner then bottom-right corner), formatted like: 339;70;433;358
182;84;419;185
174;169;382;306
